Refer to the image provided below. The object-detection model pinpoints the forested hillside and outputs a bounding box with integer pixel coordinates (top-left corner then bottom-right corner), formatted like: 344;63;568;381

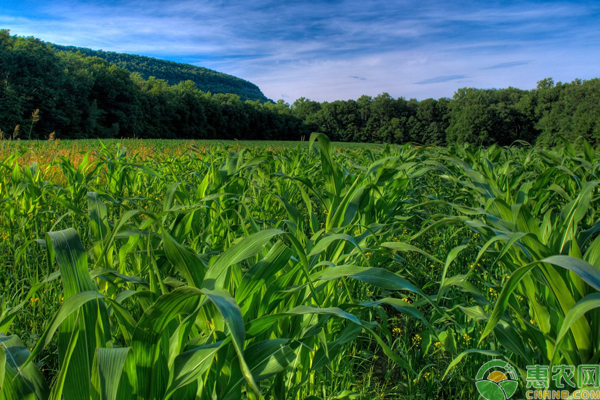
1;30;599;146
53;45;269;102
0;31;301;140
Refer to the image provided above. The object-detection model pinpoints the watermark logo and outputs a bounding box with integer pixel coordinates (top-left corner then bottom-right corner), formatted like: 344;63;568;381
524;364;600;399
476;360;519;400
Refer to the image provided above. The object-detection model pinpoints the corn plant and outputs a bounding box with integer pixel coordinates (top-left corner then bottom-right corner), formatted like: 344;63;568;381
1;136;598;399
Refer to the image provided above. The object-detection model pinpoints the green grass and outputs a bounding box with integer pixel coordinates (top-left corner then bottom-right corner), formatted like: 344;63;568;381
0;135;598;399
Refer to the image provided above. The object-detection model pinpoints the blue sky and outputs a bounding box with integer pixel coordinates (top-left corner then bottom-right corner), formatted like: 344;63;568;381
1;0;599;102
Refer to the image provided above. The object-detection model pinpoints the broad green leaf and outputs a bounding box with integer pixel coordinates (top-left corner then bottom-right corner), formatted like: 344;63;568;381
316;265;424;294
380;242;443;265
91;347;133;400
202;229;284;290
0;335;49;400
165;341;223;398
161;227;206;287
46;229;110;400
554;293;600;361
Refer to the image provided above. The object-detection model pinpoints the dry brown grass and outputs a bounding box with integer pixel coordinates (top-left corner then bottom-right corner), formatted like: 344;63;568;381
0;139;205;184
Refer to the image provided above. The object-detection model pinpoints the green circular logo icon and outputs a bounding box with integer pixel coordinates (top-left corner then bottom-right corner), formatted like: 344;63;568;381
475;360;518;400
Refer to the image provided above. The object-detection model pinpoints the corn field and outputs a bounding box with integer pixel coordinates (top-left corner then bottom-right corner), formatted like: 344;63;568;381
0;134;599;399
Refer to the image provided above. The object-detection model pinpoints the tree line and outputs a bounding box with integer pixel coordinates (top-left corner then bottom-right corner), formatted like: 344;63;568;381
292;78;600;147
2;31;599;146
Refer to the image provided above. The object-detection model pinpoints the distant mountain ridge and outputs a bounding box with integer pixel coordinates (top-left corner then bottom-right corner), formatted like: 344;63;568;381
53;44;269;102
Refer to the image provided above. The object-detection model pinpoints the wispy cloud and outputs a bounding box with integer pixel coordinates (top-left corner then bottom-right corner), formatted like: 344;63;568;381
416;75;468;85
2;0;599;101
481;61;530;70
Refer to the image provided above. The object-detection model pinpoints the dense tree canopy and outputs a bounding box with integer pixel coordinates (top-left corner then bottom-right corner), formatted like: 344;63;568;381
534;78;600;146
0;31;303;141
53;44;269;102
2;31;600;146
